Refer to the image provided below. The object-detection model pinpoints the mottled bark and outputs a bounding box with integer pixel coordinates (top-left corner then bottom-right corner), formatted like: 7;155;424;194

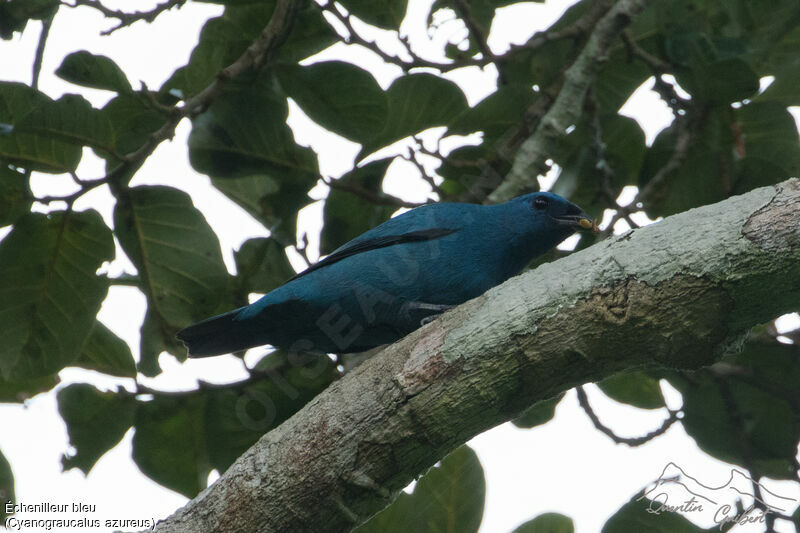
143;179;800;533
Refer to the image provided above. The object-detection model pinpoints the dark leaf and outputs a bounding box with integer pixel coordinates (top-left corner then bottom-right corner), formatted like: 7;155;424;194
234;237;296;295
14;93;116;153
204;351;338;471
99;94;165;175
0;210;114;379
163;3;335;97
320;158;395;254
212;173;315;243
188;83;318;179
677;58;760;104
0;82;82;172
360;74;468;158
73;321;137;378
0;374;60;403
0;0;58;39
512;513;575;533
0;164;30;227
338;0;407;28
113;186;231;370
732;101;800;193
638;108;734;217
355;445;485;533
58;384;135;474
512;393;565;428
133;395;209;498
277;61;388;142
0;448;13;522
669;342;800;479
55;51;132;93
597;370;665;410
448;84;537;142
602;496;708;532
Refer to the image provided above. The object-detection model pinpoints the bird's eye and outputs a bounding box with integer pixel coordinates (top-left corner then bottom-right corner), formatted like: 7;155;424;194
533;197;548;210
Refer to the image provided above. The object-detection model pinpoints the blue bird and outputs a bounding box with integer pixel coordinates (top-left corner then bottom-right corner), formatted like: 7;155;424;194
177;192;595;357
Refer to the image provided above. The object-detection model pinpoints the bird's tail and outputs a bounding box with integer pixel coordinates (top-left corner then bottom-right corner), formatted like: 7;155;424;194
176;307;255;358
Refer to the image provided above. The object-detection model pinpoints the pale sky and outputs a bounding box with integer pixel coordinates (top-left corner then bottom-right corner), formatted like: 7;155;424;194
1;1;799;532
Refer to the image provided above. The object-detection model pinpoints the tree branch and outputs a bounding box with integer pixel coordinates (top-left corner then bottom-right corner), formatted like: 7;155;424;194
67;0;187;35
576;386;680;446
140;179;800;533
100;0;304;189
489;0;653;203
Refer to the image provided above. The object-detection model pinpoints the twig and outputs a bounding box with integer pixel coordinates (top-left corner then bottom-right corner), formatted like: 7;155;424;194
451;0;497;77
587;93;640;232
598;106;703;238
714;377;778;532
94;0;303;195
67;0;188;35
322;175;422;208
576;385;681;446
32;13;54;90
406;138;443;195
620;29;689;114
488;0;651;203
35;177;108;206
318;1;597;75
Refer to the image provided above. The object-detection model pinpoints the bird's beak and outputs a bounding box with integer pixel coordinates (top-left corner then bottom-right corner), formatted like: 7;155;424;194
552;213;599;233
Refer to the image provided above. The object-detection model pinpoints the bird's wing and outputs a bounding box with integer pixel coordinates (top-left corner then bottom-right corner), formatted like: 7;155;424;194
289;227;457;281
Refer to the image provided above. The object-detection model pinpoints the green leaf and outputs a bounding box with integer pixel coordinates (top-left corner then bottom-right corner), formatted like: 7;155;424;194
113;186;231;367
448;84;537;142
14;93;116;153
280;3;338;63
234;237;295;295
355;445;485;533
0;82;82;172
0;164;30;226
551;115;644;220
677;58;760;104
133;395;209;498
211;173;315;243
139;309;185;377
58;384;135;474
597;371;665;410
0;210;114;379
0;374;60;403
55;51;132;93
669;342;800;479
162;6;268;98
512;393;564;428
638;108;734;217
360;73;468;158
188;82;318;179
732;101;800;193
0;448;13;522
163;3;335;97
320;158;395;254
0;0;58;39
512;513;575;533
99;95;165;175
337;0;407;29
204;351;338;471
601;496;708;533
73;321;137;378
277;61;388;143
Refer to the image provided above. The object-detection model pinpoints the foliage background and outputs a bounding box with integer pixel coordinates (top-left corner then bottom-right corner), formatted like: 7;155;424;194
1;0;800;531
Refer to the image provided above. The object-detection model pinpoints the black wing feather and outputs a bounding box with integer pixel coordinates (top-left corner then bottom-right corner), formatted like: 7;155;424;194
289;228;458;282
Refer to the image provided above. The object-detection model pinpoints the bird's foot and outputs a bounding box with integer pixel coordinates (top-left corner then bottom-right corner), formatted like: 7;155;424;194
402;301;456;326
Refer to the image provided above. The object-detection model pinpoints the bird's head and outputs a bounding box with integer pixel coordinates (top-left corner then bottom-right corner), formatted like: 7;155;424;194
519;192;598;234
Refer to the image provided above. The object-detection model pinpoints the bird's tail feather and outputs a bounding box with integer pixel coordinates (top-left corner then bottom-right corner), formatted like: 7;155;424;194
177;307;255;358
